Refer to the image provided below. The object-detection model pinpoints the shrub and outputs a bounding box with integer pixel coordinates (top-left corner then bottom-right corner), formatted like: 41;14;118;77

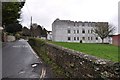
28;38;45;47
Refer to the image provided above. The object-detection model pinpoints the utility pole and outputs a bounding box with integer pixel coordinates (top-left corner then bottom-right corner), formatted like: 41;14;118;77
30;16;33;37
30;16;32;28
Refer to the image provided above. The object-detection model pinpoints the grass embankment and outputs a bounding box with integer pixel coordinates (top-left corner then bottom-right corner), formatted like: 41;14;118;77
28;38;68;77
50;42;119;62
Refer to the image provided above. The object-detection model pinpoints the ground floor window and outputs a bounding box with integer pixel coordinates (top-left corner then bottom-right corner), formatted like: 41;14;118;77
82;37;85;40
96;37;98;40
91;37;93;40
77;37;79;40
74;37;76;40
88;37;90;40
68;37;71;40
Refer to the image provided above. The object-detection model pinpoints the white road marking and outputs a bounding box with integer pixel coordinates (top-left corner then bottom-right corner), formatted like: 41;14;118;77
40;67;46;79
12;45;28;48
26;41;47;78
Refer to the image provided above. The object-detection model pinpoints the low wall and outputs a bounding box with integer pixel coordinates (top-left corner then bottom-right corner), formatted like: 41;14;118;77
7;35;15;42
29;39;120;79
45;43;119;78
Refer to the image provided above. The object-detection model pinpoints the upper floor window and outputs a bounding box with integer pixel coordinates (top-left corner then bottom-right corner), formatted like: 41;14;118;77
82;29;85;33
82;23;84;26
91;29;93;33
68;30;71;33
88;30;90;33
74;30;76;34
85;23;88;26
77;30;79;33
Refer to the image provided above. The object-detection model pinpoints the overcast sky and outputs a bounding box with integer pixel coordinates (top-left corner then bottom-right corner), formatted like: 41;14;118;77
21;0;119;34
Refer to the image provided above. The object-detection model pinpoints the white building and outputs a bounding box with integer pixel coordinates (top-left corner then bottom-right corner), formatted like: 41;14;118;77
52;18;111;43
47;31;52;40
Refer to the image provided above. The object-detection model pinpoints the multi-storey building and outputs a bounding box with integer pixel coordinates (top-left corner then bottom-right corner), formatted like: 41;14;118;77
52;18;111;43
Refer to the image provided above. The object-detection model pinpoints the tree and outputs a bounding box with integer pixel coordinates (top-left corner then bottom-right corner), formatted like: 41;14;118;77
93;22;115;43
42;28;47;38
22;27;30;36
2;2;25;32
36;25;42;37
5;23;22;34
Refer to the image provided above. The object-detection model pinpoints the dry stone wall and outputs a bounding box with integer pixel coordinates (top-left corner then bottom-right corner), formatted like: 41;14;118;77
29;39;120;79
44;43;119;79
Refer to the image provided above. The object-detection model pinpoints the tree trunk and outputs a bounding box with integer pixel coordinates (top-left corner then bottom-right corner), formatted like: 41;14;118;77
102;38;104;43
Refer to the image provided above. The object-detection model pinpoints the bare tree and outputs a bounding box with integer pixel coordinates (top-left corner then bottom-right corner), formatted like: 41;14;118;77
93;22;115;43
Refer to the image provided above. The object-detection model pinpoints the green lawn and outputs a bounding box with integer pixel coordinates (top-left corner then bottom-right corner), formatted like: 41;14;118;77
50;42;119;62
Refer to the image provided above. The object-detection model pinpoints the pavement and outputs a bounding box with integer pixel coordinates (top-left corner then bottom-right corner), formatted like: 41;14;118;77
2;39;55;79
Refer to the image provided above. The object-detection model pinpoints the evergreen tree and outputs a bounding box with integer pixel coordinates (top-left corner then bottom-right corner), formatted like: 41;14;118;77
2;2;25;33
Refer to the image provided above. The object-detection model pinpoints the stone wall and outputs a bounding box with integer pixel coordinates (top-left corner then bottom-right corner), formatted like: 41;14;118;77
29;39;120;79
7;35;15;42
44;43;119;79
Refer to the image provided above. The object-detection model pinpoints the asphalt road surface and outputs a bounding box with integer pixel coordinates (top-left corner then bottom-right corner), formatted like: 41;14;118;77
2;39;54;79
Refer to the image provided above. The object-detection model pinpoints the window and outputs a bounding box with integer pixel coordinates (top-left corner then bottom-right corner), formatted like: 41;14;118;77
82;23;84;26
74;23;75;26
77;30;79;33
77;37;79;40
74;37;76;40
68;30;71;33
91;37;93;40
91;29;93;33
74;30;76;34
96;37;98;40
88;37;90;40
82;37;85;40
85;23;88;26
68;37;71;40
89;23;92;27
82;29;85;33
88;23;90;27
88;30;90;33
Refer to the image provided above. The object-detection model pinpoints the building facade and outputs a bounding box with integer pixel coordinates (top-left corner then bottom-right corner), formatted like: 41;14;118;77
47;31;52;40
52;18;110;43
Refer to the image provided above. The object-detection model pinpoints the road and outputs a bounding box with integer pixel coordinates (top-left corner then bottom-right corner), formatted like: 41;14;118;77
2;39;54;79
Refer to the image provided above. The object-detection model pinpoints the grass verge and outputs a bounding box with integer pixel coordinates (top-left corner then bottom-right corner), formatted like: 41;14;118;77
50;42;119;62
28;39;68;77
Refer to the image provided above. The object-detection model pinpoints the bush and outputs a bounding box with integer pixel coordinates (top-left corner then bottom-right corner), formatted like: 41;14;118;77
35;38;45;46
28;38;36;46
28;38;67;77
15;33;20;40
28;38;45;47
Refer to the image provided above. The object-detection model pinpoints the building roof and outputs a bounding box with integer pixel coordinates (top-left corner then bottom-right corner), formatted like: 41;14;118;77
53;18;108;24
